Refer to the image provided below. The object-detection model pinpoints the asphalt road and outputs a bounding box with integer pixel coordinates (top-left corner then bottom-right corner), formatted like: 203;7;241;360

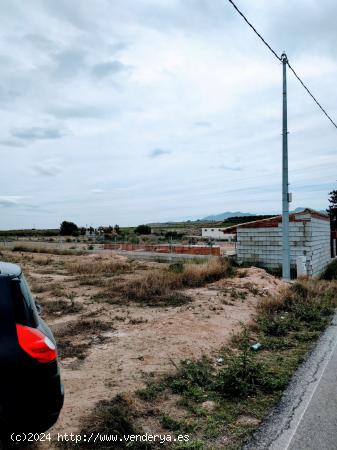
245;311;337;450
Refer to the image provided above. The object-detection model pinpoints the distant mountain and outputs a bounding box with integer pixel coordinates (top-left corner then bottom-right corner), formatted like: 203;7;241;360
202;207;326;222
202;211;255;221
292;207;326;214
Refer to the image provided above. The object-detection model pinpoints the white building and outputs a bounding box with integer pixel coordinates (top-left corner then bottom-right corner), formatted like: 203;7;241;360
201;228;235;241
226;209;331;277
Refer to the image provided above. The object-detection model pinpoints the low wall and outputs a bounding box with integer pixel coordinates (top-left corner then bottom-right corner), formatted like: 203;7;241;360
104;243;221;256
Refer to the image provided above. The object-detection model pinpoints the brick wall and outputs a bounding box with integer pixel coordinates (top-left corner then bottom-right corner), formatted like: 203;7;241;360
309;218;331;276
104;243;221;256
237;213;331;277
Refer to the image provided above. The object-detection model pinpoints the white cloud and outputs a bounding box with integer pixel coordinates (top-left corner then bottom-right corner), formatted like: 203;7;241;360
0;196;26;207
32;160;62;176
0;0;336;228
12;126;65;142
149;148;171;158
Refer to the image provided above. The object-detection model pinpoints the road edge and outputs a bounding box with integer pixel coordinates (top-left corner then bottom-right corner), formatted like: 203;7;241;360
243;310;337;450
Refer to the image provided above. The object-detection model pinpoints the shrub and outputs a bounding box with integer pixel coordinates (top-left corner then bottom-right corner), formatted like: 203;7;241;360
321;259;337;280
216;333;266;398
107;271;191;306
134;224;151;235
105;258;233;306
180;258;234;287
258;281;337;337
131;278;337;450
258;313;299;337
73;395;150;450
12;245;86;256
42;299;83;317
216;352;265;398
54;319;112;360
169;261;185;273
168;358;214;395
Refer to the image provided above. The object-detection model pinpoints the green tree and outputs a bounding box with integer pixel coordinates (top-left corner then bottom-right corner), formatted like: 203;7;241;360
327;190;337;231
134;224;151;235
114;224;120;234
60;221;78;236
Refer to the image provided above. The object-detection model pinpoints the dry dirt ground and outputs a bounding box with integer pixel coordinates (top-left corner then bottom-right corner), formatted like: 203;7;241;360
0;250;286;442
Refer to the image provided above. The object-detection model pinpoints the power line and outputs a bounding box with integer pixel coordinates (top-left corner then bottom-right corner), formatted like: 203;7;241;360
287;61;337;130
227;0;281;61
227;0;337;130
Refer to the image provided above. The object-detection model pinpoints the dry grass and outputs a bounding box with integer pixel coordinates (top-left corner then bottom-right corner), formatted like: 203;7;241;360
42;299;83;317
256;280;337;339
258;280;337;316
48;283;66;297
66;257;132;275
108;278;337;449
77;276;103;287
100;257;234;306
0;251;22;264
12;244;87;255
33;256;54;266
59;394;146;449
29;281;48;293
106;271;191;306
257;287;292;314
179;257;234;287
54;318;112;359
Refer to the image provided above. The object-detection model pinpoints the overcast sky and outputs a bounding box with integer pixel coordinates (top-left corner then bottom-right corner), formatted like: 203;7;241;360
0;0;336;229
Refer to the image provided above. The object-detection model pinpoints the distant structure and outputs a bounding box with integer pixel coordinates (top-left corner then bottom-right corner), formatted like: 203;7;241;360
201;228;235;241
224;208;331;277
85;228;97;239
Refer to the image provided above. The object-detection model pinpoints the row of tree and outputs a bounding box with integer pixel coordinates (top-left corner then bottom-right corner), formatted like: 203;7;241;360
59;190;337;238
59;221;152;236
328;190;337;231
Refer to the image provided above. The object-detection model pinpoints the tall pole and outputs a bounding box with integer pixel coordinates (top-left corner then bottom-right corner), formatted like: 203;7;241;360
282;52;290;280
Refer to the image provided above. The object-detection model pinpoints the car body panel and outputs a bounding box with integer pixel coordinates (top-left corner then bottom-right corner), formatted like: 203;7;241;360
0;263;64;433
0;262;21;278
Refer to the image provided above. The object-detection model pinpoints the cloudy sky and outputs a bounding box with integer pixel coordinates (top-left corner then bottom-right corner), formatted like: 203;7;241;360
0;0;336;229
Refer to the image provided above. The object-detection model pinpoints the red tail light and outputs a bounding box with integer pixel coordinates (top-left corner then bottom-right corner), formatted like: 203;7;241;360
16;324;57;363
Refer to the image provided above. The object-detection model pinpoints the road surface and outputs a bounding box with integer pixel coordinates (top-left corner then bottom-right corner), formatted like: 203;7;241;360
245;311;337;450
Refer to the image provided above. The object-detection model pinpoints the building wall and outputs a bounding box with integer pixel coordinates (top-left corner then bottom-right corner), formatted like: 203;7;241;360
202;228;235;241
308;218;331;276
237;215;330;277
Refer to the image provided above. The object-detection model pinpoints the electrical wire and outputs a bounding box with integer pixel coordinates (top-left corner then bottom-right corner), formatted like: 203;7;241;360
228;0;337;130
287;61;337;129
227;0;281;61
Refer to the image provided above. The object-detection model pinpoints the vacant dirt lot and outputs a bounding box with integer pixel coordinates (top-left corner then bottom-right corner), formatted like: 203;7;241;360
0;249;286;444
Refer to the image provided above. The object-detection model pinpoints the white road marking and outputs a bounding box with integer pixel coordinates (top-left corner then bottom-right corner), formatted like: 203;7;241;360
284;332;337;450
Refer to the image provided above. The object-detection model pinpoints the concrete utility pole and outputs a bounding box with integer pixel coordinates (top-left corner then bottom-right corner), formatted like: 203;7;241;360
282;52;291;280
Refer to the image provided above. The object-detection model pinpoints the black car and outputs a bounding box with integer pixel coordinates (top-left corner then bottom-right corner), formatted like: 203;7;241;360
0;261;64;437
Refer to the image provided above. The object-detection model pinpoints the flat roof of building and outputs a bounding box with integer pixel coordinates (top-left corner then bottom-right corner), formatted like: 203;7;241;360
222;208;329;232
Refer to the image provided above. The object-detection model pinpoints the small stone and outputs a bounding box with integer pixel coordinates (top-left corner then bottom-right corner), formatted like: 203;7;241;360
201;400;216;412
236;415;261;426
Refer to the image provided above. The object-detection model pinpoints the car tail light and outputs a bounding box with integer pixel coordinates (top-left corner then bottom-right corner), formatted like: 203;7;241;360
16;324;57;363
